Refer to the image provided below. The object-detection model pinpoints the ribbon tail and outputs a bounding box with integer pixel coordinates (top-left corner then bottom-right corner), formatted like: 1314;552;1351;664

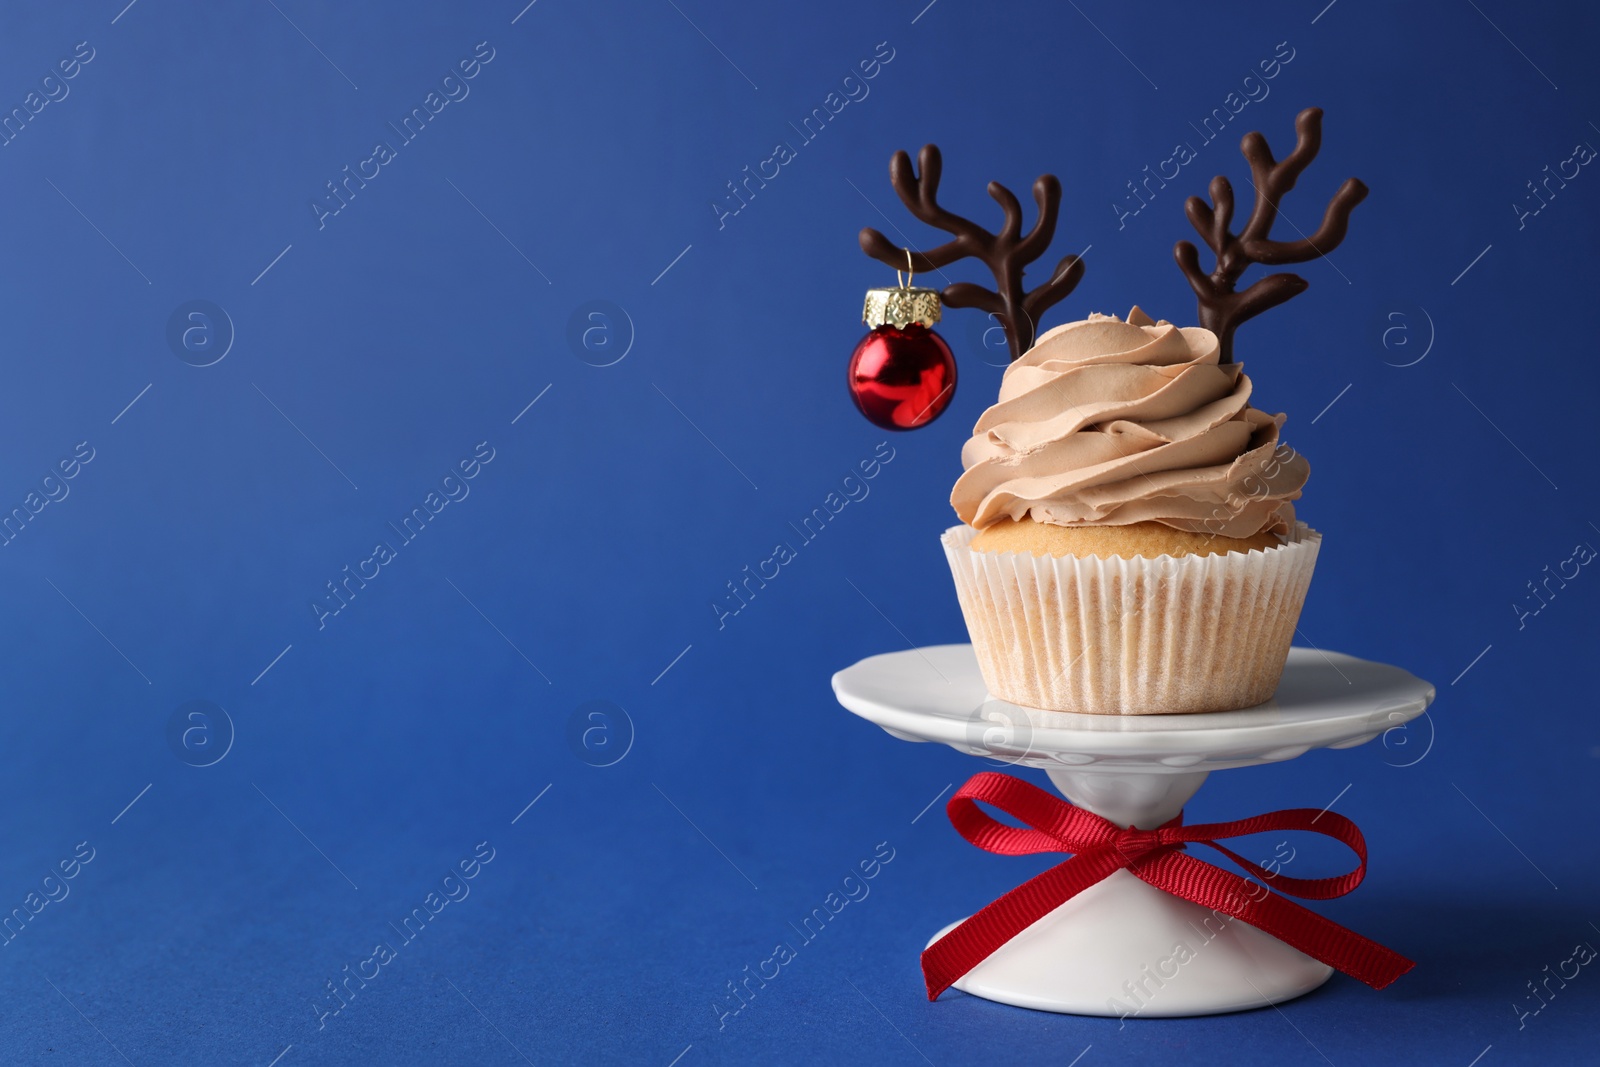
921;849;1125;1001
1136;851;1415;990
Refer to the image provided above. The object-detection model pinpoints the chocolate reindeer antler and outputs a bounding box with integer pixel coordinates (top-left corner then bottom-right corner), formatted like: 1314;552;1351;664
1175;107;1368;363
860;145;1084;360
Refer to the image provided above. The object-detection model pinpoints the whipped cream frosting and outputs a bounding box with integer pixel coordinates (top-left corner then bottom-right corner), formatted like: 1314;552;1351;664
951;308;1308;537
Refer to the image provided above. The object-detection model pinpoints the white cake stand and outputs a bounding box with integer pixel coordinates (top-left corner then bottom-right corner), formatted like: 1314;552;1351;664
832;644;1434;1017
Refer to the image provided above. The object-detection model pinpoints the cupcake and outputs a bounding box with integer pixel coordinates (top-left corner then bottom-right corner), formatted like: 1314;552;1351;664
943;307;1318;715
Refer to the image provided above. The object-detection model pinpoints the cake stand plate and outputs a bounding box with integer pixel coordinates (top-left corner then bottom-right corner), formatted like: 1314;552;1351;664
832;644;1435;1017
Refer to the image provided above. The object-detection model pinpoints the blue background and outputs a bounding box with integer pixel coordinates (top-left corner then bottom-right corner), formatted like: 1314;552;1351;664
0;1;1594;1063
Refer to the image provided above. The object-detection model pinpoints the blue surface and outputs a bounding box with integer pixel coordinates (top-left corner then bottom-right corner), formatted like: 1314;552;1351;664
0;1;1595;1064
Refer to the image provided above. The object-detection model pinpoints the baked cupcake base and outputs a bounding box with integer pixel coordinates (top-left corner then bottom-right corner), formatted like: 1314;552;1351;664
970;517;1281;559
942;522;1321;715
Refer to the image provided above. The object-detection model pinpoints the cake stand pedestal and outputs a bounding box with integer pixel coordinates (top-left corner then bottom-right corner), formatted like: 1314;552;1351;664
831;644;1434;1017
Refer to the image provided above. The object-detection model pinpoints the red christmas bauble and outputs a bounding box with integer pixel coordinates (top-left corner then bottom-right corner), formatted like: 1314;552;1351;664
848;323;957;431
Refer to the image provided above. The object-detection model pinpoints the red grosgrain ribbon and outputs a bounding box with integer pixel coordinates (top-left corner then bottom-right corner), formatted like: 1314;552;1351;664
922;771;1413;1001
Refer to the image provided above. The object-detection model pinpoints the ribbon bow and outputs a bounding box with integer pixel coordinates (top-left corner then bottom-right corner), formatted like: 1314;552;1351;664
922;771;1413;1000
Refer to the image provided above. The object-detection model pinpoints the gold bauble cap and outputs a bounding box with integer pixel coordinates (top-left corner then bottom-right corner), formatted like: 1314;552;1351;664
862;287;941;330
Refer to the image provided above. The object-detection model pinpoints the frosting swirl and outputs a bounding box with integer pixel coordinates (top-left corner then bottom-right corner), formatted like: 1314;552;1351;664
951;308;1308;538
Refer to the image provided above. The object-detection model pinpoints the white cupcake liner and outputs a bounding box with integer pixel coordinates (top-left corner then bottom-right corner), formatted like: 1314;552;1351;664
942;522;1320;715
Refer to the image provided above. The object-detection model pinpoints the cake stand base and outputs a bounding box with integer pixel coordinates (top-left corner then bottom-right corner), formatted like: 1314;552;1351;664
834;645;1435;1019
925;766;1332;1017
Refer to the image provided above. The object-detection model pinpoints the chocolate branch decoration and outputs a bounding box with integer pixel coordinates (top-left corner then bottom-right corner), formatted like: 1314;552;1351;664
860;145;1084;360
1175;107;1368;363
